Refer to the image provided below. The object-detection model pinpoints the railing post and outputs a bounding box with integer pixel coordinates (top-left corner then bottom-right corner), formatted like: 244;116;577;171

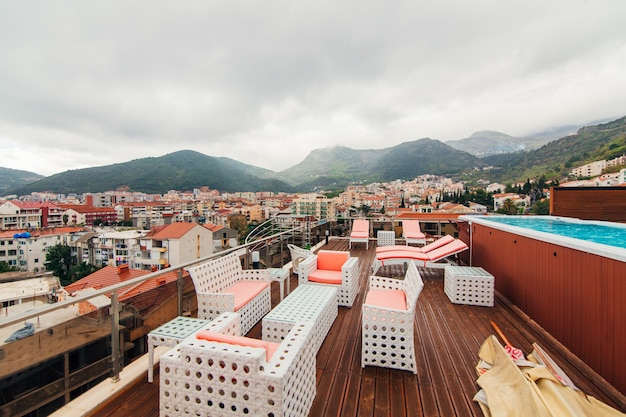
110;291;121;382
177;268;183;317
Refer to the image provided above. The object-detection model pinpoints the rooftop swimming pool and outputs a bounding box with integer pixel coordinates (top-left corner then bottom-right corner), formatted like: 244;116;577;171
480;216;626;249
460;215;626;262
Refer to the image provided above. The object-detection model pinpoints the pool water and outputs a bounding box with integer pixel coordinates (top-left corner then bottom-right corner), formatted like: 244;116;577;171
480;216;626;249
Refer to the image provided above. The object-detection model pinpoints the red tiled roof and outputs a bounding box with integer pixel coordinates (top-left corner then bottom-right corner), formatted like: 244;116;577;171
396;212;465;221
58;204;116;213
64;264;148;293
150;222;197;239
204;223;224;232
0;226;87;239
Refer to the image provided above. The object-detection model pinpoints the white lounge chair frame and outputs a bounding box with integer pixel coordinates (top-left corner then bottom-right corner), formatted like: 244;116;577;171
160;312;316;417
349;219;370;249
362;261;424;373
402;220;426;246
186;252;271;335
371;238;468;274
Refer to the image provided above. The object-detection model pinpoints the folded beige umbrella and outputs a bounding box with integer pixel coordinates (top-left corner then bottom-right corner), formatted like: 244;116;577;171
474;335;625;417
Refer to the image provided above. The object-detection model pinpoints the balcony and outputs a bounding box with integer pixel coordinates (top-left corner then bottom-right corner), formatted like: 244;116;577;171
1;218;625;416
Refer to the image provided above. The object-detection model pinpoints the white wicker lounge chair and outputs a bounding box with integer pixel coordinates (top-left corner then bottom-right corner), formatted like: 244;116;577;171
361;261;424;373
160;312;316;417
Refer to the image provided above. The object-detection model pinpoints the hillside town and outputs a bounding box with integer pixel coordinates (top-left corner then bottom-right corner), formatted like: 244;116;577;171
1;157;626;415
2;154;626;275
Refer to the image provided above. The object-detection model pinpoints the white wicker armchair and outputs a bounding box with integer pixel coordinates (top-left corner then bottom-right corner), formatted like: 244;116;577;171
298;250;359;307
287;243;313;271
186;252;271;335
361;261;424;373
160;312;316;417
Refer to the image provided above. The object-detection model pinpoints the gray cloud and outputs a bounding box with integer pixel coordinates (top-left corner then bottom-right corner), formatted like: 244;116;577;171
0;0;625;176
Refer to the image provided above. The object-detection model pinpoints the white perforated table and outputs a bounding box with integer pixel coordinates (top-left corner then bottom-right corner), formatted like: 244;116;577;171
262;284;338;353
444;266;494;307
147;316;211;382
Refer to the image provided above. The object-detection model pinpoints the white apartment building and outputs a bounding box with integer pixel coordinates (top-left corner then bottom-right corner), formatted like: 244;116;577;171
291;194;336;220
0;201;42;230
570;160;607;177
136;222;213;270
0;228;82;272
493;193;531;211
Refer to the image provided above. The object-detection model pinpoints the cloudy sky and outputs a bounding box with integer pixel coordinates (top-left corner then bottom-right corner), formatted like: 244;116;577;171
1;1;625;176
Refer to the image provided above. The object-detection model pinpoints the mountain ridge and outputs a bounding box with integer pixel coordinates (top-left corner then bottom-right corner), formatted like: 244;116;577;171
3;116;625;195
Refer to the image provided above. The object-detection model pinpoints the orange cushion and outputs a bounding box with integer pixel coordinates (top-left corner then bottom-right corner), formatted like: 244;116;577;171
196;331;279;361
224;280;270;311
317;250;349;271
365;288;407;310
308;269;343;285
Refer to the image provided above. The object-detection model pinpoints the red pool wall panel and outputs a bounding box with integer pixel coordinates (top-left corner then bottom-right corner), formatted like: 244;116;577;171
459;221;626;396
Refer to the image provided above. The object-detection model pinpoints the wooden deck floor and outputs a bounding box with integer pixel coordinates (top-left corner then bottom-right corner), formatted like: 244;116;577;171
89;239;626;417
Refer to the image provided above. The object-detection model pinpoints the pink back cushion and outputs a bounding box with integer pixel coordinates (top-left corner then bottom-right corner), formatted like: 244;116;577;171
317;250;349;271
425;239;468;260
353;220;369;232
196;331;279;361
420;235;454;252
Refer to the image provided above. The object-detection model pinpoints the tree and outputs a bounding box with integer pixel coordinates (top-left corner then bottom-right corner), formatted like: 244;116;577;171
70;262;101;281
63;214;69;225
44;244;75;286
0;261;17;273
228;213;249;242
530;199;550;215
497;199;519;215
358;204;371;217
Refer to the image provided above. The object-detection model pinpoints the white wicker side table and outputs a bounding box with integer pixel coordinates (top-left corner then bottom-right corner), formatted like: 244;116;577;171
377;230;396;246
262;284;338;353
268;267;290;301
147;316;211;382
444;265;494;307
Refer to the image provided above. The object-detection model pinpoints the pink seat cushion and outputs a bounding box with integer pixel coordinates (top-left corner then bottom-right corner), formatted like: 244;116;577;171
196;331;280;361
365;288;407;310
308;269;343;285
378;250;429;262
317;250;349;271
350;231;369;238
224;280;270;311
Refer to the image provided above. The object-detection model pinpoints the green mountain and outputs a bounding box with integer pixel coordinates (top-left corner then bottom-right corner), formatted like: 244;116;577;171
4;116;625;195
0;167;44;196
482;116;626;183
9;150;294;195
446;131;527;156
278;138;483;189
